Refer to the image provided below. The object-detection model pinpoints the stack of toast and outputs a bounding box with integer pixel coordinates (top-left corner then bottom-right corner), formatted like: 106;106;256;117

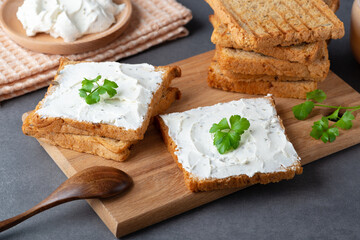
205;0;344;99
23;58;181;161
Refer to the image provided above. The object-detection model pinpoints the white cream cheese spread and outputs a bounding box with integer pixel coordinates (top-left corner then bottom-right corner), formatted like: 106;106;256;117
36;62;164;130
17;0;125;42
160;97;301;180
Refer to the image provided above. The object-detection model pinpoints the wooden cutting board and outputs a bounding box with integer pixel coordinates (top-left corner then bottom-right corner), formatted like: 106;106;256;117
28;50;360;237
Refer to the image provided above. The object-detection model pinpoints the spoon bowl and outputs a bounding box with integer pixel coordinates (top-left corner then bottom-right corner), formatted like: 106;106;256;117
59;166;132;199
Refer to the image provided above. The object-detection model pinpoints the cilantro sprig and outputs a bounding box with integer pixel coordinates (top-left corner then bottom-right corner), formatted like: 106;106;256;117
209;115;250;154
79;75;118;105
292;89;359;143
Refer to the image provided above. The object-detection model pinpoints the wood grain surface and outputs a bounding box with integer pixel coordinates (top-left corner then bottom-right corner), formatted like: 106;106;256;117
28;50;360;237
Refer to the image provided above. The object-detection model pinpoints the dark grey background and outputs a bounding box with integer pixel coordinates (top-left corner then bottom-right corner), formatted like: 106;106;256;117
1;0;359;239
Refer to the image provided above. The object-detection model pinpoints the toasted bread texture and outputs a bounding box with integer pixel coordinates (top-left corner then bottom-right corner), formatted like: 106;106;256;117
208;62;317;99
32;131;132;161
23;87;181;161
324;0;340;12
215;46;329;81
210;15;327;64
24;58;182;141
156;97;302;192
205;0;344;48
211;59;312;81
216;64;305;81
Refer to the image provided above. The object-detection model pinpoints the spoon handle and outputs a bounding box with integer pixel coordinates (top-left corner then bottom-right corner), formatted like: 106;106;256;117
0;186;78;232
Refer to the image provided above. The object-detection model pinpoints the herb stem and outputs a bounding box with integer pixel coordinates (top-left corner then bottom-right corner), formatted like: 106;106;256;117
91;86;100;94
314;104;360;110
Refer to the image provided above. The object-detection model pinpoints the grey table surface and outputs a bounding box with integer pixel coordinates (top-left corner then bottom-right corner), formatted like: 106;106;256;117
1;0;360;239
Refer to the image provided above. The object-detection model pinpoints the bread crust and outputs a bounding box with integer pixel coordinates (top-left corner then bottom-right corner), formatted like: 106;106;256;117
36;132;132;161
23;87;181;161
211;59;316;82
215;46;329;81
156;97;302;192
210;15;327;64
324;0;340;12
208;62;317;99
218;66;305;81
205;0;344;48
24;58;181;141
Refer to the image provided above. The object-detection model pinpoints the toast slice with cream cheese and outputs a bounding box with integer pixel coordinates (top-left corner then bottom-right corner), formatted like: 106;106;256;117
157;96;302;192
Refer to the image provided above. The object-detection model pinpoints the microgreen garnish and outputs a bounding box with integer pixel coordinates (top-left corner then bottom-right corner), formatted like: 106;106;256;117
209;115;250;154
79;75;118;105
292;89;359;143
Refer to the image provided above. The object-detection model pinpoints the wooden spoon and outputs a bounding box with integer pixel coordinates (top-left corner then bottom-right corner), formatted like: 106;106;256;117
0;166;132;232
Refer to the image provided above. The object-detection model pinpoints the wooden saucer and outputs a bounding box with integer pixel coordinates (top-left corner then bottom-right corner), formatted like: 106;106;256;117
0;0;132;55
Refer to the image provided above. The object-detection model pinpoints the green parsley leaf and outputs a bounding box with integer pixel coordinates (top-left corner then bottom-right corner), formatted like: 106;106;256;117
85;91;100;105
209;118;230;133
81;81;93;93
102;79;119;98
335;111;355;130
230;115;250;134
84;75;101;83
327;127;339;142
79;89;88;98
310;119;326;140
292;101;314;120
79;75;118;105
327;108;340;121
228;130;241;149
213;131;230;154
310;117;339;143
97;86;107;95
293;89;360;144
210;115;250;154
306;89;327;103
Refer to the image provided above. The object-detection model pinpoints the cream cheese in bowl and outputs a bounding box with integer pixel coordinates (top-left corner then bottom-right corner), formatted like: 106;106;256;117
16;0;125;42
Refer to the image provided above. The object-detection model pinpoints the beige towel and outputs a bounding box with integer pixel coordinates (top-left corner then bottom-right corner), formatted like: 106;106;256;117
0;0;192;101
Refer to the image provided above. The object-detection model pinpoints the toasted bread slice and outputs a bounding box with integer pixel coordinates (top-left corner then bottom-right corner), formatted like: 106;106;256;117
23;87;181;161
210;15;327;64
208;62;317;99
324;0;340;12
24;58;181;141
157;96;302;192
211;60;307;81
32;132;132;161
215;46;329;81
205;0;344;48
